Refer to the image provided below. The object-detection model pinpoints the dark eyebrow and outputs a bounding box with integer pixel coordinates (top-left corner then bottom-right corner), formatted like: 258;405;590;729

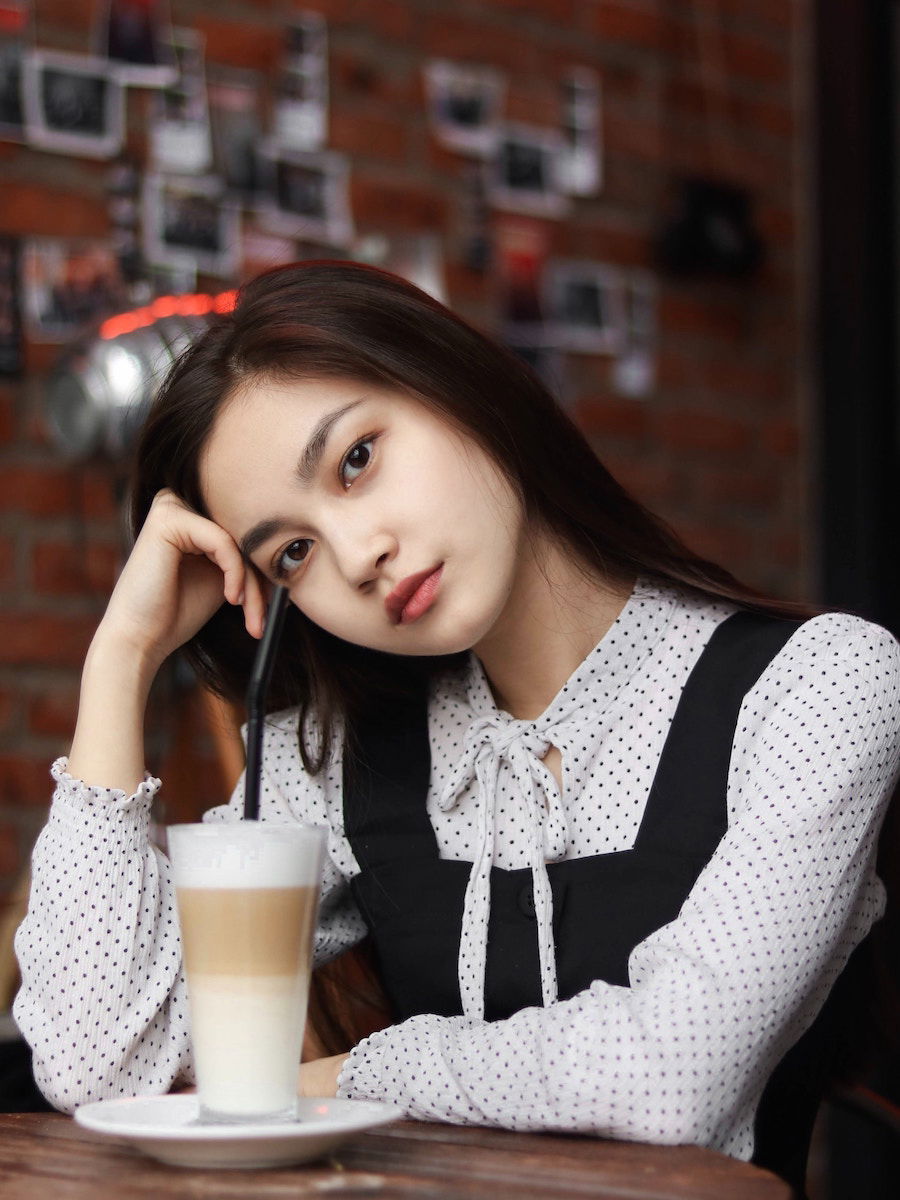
237;398;366;565
296;398;365;486
239;518;288;565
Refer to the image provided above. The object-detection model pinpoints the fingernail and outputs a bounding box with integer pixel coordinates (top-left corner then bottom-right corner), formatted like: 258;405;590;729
237;590;245;606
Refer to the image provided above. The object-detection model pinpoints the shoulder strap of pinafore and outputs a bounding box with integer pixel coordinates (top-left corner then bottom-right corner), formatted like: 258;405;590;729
633;608;802;855
342;676;435;870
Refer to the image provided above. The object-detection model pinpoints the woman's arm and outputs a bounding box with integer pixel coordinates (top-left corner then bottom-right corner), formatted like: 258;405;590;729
14;738;364;1112
14;490;302;1111
337;617;900;1155
67;488;266;795
13;760;190;1111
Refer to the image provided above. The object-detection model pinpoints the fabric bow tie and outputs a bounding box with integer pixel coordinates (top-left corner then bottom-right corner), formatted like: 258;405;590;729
438;713;568;1020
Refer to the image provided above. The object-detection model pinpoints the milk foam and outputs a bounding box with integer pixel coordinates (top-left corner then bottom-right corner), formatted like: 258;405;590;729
168;822;323;889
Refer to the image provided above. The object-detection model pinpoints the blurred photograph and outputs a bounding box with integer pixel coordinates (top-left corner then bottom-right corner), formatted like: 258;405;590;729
22;237;127;341
0;1;27;141
424;59;505;157
545;259;625;354
142;173;239;277
22;50;124;158
149;26;211;172
98;0;177;87
488;122;568;218
559;67;602;196
272;14;328;153
256;143;353;247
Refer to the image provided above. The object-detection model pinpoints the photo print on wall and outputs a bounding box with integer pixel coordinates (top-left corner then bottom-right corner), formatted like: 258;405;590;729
22;49;125;158
272;11;328;153
97;0;178;88
0;0;29;143
612;269;658;398
545;259;626;355
488;122;569;219
423;59;505;158
149;25;212;173
142;173;240;278
559;68;602;196
22;237;128;341
256;141;353;248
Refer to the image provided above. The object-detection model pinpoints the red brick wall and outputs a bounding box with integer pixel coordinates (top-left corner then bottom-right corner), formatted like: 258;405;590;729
0;1;810;897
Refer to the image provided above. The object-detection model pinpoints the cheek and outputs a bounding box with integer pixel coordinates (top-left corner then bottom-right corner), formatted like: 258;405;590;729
407;444;515;531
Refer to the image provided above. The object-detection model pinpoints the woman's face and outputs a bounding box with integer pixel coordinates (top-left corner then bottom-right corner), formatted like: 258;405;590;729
199;376;527;657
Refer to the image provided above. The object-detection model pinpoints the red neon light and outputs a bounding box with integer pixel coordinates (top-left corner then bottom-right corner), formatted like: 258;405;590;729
99;291;237;340
213;290;238;313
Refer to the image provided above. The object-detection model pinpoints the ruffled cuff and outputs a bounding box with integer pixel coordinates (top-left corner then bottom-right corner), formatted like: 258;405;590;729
50;756;160;814
336;1026;395;1105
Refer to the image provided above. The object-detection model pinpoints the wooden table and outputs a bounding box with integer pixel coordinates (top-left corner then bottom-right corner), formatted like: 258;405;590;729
0;1112;795;1199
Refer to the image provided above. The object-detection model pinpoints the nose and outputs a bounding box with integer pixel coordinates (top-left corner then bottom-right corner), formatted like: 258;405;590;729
333;525;397;591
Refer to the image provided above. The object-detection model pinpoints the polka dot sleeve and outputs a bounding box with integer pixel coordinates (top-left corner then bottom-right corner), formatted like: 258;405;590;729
13;760;193;1113
13;713;365;1112
338;617;900;1161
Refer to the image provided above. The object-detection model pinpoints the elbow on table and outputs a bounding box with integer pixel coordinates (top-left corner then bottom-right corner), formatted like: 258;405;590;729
640;1104;716;1148
28;1050;178;1116
549;1073;721;1146
603;1088;725;1149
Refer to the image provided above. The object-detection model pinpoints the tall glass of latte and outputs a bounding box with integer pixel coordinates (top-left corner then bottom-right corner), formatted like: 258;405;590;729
168;822;325;1124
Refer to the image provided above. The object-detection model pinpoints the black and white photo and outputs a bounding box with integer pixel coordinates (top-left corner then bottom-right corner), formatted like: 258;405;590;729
143;173;239;277
545;259;626;354
612;269;658;397
149;26;211;172
272;14;328;152
559;68;602;196
98;0;177;88
488;123;568;219
22;49;124;158
257;143;353;247
0;1;28;142
423;59;504;157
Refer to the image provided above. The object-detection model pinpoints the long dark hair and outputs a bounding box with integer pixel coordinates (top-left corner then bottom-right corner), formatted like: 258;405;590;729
131;259;805;773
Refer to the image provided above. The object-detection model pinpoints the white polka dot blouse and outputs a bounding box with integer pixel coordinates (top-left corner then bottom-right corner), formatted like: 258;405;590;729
13;578;900;1163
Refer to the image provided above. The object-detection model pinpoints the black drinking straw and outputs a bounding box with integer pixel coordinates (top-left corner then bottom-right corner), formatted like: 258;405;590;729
243;585;290;820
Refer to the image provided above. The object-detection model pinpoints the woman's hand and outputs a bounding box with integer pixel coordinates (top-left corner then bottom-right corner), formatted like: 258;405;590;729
298;1053;350;1098
99;488;268;671
67;489;268;794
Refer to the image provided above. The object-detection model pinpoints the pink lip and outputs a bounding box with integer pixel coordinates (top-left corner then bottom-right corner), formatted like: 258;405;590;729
385;565;443;625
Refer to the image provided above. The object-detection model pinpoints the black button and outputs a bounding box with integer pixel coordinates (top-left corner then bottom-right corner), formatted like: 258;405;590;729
517;884;536;919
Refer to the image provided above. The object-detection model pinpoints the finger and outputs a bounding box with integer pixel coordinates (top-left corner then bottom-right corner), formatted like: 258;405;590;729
159;508;245;606
242;568;270;640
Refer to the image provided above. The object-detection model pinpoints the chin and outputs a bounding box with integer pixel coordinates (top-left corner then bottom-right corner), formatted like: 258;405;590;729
407;608;499;657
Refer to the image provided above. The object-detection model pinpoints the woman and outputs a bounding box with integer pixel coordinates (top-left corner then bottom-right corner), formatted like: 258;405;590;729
14;262;900;1189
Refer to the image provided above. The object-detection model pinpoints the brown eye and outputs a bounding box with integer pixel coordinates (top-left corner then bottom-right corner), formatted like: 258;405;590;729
276;539;313;575
341;438;374;485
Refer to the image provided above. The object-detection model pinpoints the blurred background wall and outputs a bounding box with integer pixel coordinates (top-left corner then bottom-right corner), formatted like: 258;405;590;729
0;2;895;905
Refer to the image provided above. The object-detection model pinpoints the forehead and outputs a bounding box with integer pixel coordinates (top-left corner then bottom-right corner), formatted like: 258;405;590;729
198;377;351;515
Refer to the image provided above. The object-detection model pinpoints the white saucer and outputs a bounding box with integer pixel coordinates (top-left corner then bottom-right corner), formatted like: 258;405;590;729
74;1093;404;1169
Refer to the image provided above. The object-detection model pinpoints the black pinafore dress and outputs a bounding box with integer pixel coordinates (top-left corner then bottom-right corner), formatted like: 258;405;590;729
341;611;850;1190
